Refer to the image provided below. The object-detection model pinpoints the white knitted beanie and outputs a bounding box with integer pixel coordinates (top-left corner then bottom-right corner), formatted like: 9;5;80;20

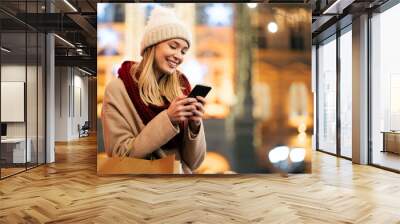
140;6;192;56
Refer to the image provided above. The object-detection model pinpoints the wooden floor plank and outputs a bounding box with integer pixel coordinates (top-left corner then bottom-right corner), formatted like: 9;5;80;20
0;135;400;223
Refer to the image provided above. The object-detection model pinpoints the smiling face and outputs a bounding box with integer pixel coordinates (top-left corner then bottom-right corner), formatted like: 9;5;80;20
153;38;189;75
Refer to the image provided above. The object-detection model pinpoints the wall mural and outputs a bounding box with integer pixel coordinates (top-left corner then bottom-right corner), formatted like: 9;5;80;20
97;3;312;174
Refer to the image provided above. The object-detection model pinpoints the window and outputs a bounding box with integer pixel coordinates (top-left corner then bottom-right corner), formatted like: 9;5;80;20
339;28;352;158
371;3;400;171
317;36;337;154
0;0;46;179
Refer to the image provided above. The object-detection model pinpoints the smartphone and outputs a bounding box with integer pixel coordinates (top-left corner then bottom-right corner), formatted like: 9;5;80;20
188;84;212;98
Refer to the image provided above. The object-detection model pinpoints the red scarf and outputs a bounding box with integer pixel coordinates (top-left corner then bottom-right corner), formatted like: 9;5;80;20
117;61;191;150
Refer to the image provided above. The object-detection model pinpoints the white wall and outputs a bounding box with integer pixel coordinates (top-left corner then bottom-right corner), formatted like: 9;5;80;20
55;66;69;141
54;67;89;141
73;73;89;137
1;65;34;138
1;64;46;164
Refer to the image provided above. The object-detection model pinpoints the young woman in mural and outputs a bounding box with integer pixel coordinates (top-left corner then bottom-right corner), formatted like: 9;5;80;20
101;6;207;174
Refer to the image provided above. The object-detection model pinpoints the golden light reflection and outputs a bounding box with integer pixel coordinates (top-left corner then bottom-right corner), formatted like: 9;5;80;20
298;122;307;133
97;103;103;118
297;132;307;145
196;152;231;174
204;103;229;119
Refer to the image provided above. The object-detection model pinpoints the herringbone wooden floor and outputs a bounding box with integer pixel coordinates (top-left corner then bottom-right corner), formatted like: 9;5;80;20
1;135;400;224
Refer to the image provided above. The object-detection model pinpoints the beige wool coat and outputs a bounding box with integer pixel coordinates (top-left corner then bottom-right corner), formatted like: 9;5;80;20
101;77;207;174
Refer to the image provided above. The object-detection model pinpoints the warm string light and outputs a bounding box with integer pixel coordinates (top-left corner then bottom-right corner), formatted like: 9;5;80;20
267;22;278;33
247;3;258;9
268;146;306;164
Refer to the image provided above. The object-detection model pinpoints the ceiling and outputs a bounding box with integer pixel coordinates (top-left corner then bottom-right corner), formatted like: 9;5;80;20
310;0;390;43
0;0;393;74
0;0;97;74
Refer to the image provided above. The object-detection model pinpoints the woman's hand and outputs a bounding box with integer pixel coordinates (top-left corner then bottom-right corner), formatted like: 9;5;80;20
188;96;206;131
167;95;197;126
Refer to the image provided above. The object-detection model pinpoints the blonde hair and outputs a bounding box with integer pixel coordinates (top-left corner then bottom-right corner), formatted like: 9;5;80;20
131;46;184;106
